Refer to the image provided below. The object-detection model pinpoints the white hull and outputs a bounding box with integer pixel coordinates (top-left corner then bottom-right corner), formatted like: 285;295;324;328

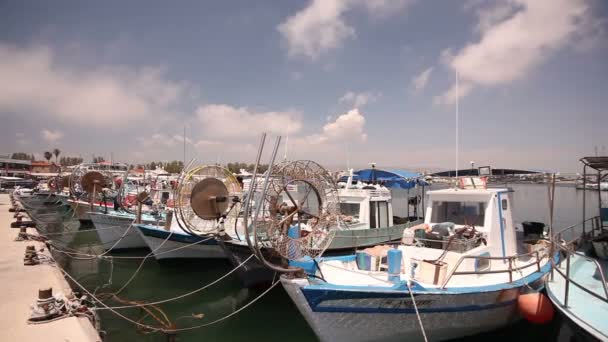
90;213;149;250
137;227;225;260
281;278;521;342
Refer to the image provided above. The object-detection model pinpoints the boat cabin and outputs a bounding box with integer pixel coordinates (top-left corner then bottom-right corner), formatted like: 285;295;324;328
338;181;393;230
423;186;517;259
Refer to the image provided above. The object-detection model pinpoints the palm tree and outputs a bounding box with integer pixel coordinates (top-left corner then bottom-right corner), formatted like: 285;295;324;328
52;148;60;164
43;151;52;162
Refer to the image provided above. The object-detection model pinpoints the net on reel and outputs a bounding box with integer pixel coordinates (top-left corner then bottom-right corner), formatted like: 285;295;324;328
115;169;149;213
68;164;115;202
249;160;341;261
174;165;242;237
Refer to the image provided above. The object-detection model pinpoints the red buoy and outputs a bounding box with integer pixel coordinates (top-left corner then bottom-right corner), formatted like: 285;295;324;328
518;292;554;324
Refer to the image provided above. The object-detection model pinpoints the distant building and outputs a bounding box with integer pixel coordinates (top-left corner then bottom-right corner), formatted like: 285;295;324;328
31;161;61;175
0;156;32;177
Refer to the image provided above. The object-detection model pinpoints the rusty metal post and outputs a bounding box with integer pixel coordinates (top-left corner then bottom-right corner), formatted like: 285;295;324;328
583;164;587;238
564;252;571;307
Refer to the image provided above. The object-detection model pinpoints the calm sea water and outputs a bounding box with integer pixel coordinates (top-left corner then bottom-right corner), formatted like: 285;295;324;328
40;184;607;341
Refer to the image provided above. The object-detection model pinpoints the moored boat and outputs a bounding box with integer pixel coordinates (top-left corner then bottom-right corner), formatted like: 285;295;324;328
279;181;554;341
546;156;608;341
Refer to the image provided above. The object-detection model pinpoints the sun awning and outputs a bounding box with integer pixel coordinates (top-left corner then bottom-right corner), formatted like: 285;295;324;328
581;156;608;172
339;168;427;189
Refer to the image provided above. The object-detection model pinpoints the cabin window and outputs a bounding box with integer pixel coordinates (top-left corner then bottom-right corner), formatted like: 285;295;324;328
370;202;377;228
431;201;486;226
475;252;491;271
339;203;360;221
378;201;389;228
501;199;508;210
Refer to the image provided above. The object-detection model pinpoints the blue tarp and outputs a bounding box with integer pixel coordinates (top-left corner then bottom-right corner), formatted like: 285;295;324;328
339;168;427;189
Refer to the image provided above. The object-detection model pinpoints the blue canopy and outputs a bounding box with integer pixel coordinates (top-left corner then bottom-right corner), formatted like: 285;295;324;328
339;168;427;189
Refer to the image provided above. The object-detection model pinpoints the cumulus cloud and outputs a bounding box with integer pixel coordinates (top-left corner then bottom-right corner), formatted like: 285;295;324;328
278;0;413;60
411;67;433;92
0;43;189;125
339;91;380;107
437;0;599;105
306;108;367;144
196;104;302;139
41;129;63;143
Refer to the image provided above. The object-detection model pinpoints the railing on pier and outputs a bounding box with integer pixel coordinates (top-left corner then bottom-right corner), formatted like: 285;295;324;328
550;215;608;307
440;249;547;289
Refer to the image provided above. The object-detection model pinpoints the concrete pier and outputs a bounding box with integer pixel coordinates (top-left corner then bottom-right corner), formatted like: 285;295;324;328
0;194;100;342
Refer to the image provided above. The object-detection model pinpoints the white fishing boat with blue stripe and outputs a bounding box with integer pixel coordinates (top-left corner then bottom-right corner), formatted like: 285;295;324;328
546;156;608;341
135;218;227;260
89;210;164;250
281;180;555;341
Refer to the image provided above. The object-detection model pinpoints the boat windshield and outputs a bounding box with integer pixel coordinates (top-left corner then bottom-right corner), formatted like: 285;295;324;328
340;202;360;223
431;201;486;226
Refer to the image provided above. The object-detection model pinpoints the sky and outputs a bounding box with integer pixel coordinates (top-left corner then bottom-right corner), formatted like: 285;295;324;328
0;0;607;173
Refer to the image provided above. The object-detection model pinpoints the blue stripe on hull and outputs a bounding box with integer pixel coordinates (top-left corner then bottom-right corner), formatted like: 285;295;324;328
302;288;517;314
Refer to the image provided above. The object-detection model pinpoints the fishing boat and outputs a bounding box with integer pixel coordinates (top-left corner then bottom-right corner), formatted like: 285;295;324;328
546;156;608;341
67;199;115;222
279;179;554;342
220;167;426;288
89;210;164;250
135;164;242;260
135;219;226;259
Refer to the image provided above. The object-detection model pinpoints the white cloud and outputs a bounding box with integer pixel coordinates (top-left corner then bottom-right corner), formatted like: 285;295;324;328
339;91;380;107
361;0;414;17
41;129;63;143
138;133;193;148
411;67;433;92
196;104;302;139
437;0;598;105
307;108;367;144
195;139;222;147
278;0;413;60
278;0;354;60
0;43;189;125
433;81;473;106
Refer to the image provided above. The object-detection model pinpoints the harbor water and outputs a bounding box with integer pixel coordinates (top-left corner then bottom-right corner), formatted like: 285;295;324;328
40;183;606;341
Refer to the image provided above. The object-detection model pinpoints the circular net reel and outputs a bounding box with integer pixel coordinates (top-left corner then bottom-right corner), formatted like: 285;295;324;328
175;165;242;236
69;164;114;201
250;160;341;260
115;169;149;213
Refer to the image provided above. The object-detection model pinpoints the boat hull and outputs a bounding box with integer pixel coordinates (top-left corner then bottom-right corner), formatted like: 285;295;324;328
137;225;225;260
281;278;538;342
90;213;153;250
218;240;281;288
67;200;112;222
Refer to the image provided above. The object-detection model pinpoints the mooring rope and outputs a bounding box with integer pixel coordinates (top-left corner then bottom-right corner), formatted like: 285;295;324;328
407;280;428;342
98;254;254;310
59;264;279;333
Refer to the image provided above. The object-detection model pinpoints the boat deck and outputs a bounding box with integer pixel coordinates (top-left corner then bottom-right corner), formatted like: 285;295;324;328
546;253;608;341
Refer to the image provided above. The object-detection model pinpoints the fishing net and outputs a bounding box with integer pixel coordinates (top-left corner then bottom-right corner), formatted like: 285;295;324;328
250;160;341;260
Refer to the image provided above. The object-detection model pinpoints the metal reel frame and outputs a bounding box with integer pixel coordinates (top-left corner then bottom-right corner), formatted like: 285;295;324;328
174;164;243;237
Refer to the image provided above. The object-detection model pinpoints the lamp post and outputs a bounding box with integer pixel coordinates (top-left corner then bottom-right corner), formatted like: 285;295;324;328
470;161;475;176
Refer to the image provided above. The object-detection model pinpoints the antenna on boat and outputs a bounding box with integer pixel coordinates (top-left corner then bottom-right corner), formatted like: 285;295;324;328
455;71;459;181
284;122;290;161
345;142;350;171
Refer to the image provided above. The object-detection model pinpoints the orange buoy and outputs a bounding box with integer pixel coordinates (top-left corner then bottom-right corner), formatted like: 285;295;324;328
517;292;555;324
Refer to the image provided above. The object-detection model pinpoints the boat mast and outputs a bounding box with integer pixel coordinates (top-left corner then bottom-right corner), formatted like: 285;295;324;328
455;71;459;180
